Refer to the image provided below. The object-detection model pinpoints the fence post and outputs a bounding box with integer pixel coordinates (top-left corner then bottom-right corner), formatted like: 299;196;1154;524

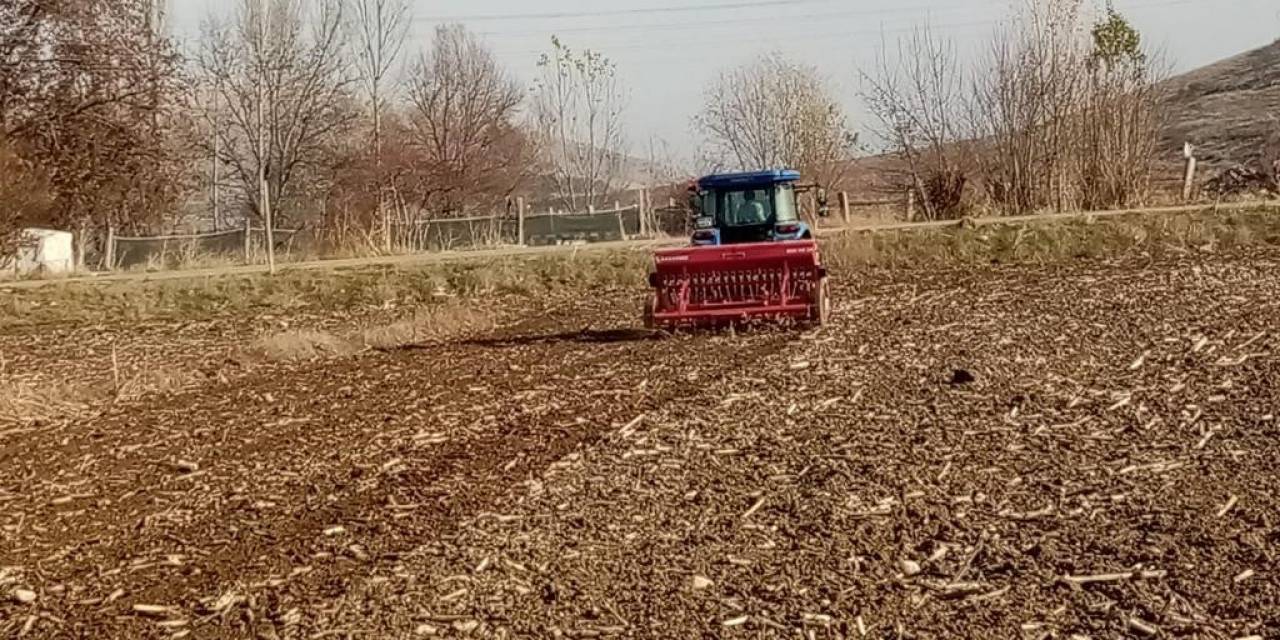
517;196;526;246
74;222;87;271
243;217;252;263
648;189;656;236
104;225;116;271
636;188;646;237
906;189;917;222
383;204;392;254
647;189;655;236
838;191;851;226
1182;142;1198;203
614;202;623;240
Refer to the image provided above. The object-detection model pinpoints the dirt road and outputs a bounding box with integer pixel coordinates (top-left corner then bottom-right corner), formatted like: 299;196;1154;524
2;249;1279;638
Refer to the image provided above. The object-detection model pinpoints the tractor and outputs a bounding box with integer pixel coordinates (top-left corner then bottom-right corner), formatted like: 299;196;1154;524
643;169;831;330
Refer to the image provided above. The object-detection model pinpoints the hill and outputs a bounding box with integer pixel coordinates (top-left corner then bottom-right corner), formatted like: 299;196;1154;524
1161;40;1280;168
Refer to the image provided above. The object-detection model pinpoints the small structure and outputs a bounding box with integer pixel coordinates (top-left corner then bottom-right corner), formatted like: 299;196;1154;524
11;228;75;276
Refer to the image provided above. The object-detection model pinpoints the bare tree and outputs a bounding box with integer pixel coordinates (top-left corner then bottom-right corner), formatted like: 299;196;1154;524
0;138;52;257
1;0;184;264
405;24;529;218
862;26;968;219
532;36;627;211
0;0;46;137
968;0;1085;213
967;0;1165;213
196;0;355;228
643;136;687;188
1071;5;1165;209
349;0;409;246
697;53;856;190
2;1;173;139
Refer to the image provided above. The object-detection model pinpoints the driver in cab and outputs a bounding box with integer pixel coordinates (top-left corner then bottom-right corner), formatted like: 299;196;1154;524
735;191;768;225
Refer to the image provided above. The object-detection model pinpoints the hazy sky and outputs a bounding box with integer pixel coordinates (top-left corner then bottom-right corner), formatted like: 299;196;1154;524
170;0;1279;162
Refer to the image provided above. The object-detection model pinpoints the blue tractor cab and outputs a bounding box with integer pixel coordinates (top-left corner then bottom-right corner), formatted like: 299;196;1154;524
688;169;821;246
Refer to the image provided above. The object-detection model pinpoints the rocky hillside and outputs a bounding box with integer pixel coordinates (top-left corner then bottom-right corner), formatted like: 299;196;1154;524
1161;40;1280;168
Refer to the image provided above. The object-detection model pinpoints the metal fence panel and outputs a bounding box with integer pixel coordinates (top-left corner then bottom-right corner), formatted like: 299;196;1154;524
524;208;638;245
396;217;515;251
114;229;246;269
105;205;658;269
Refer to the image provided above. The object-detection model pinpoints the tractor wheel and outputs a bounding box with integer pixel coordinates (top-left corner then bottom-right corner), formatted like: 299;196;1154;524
810;279;831;326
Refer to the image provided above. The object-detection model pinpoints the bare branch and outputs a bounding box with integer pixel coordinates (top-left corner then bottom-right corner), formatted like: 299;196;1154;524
404;24;529;217
195;0;357;226
531;37;628;211
697;53;856;191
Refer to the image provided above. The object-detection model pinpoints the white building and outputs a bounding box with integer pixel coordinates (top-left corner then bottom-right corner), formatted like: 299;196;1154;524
10;228;75;276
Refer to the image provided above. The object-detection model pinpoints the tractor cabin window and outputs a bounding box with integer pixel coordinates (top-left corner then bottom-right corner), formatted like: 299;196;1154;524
705;186;799;227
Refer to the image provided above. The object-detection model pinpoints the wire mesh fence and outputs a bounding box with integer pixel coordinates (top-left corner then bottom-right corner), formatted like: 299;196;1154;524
112;228;246;270
103;205;667;271
100;193;914;272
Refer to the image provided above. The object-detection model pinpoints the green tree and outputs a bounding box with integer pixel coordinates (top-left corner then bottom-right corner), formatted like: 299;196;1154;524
1076;3;1161;209
1090;4;1146;73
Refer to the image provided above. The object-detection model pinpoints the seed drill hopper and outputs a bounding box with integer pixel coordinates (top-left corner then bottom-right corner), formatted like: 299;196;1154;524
643;169;831;330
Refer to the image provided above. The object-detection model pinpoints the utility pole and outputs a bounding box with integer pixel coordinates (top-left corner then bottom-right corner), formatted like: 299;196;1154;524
141;0;166;236
257;0;275;273
211;89;221;231
372;2;389;254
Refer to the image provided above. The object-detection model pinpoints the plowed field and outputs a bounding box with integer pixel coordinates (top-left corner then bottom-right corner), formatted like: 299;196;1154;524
3;248;1279;639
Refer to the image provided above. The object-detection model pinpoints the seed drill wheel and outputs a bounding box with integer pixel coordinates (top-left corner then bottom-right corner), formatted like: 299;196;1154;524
810;278;831;326
642;295;658;330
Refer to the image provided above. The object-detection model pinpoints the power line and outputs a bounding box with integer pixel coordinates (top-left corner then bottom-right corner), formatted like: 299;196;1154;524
169;0;1221;60
528;23;1000;69
481;0;1207;60
421;0;1207;57
418;0;1205;31
489;17;998;60
415;0;846;23
453;1;1002;38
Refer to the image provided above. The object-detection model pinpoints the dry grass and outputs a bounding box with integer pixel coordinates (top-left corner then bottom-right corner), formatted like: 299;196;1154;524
824;208;1280;269
248;330;357;362
113;366;208;403
0;302;498;425
250;303;497;362
0;380;95;426
4;208;1277;332
127;248;244;274
355;304;495;351
0;267;86;283
0;360;213;425
0;251;650;330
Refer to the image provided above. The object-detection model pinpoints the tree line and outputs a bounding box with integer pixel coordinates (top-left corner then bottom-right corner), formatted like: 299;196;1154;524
863;0;1170;219
0;0;643;259
1;0;1193;261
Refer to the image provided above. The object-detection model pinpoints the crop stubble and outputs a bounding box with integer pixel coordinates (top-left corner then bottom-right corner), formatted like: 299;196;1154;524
2;248;1278;638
